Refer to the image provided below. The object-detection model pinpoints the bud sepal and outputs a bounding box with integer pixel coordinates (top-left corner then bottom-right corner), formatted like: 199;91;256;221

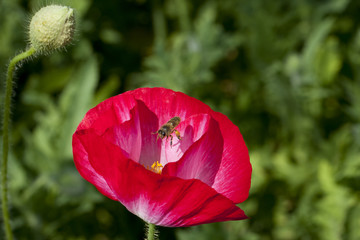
29;5;75;53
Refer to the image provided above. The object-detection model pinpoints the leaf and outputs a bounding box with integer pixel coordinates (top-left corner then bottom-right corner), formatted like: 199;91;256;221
58;55;99;159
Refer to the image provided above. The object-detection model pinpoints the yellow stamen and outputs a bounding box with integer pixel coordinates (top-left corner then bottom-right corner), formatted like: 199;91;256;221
150;161;163;174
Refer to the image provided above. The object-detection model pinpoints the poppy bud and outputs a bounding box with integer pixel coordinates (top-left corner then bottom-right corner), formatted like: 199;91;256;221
29;5;75;53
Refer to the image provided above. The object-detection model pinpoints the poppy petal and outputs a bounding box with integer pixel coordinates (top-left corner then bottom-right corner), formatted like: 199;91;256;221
162;115;223;186
211;111;252;203
160;114;213;165
73;88;252;227
72;131;118;201
75;130;247;227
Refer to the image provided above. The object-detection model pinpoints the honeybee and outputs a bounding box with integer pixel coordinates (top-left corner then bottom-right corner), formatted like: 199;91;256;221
153;116;182;147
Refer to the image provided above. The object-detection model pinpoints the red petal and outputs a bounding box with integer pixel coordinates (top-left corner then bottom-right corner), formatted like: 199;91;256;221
211;111;252;203
160;114;213;165
76;130;247;227
162;115;223;186
126;88;214;126
77;93;135;134
102;100;160;167
72;131;118;201
101;106;142;161
74;87;251;205
123;88;251;203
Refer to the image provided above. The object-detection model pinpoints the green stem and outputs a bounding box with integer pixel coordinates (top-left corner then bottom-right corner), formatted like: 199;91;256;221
147;223;157;240
1;46;36;240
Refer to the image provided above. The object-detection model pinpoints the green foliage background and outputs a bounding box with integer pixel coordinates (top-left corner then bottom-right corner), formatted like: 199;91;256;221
1;0;359;239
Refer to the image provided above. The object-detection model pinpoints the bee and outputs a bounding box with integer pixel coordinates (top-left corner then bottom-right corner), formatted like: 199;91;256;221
153;116;182;147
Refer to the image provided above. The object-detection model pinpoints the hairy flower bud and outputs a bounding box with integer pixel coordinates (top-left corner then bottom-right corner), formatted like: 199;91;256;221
29;5;75;53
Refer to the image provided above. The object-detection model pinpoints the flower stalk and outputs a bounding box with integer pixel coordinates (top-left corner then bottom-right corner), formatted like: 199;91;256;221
146;223;157;240
1;46;36;240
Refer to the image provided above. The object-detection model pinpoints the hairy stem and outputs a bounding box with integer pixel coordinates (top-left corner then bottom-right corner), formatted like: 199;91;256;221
1;46;36;240
146;223;157;240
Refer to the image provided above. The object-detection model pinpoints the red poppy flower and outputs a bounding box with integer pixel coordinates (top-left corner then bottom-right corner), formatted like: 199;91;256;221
72;88;252;227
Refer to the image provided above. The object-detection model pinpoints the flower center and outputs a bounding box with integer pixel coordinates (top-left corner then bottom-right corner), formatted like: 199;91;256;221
149;161;163;174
